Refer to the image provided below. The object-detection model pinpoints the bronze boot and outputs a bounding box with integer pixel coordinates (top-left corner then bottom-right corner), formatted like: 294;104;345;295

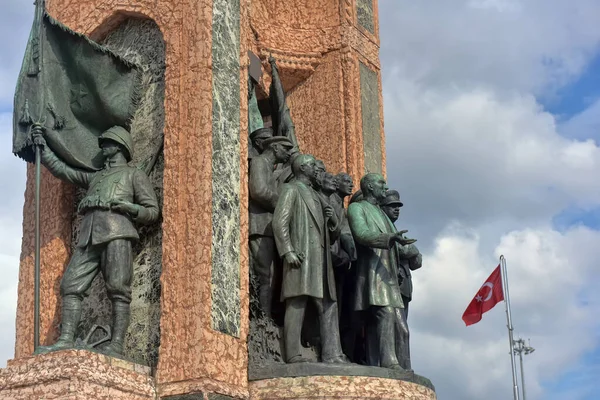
35;295;81;354
103;301;130;357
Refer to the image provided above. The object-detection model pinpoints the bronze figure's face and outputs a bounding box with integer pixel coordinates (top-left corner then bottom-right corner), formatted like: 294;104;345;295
382;204;401;223
100;139;120;159
314;160;326;187
322;172;337;193
336;173;354;196
368;174;388;201
272;143;291;164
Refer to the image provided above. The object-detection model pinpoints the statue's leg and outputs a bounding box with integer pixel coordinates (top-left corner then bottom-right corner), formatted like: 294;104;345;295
100;239;133;357
313;296;348;363
249;236;277;317
365;314;379;366
284;296;309;363
35;246;102;354
393;307;411;371
373;306;401;369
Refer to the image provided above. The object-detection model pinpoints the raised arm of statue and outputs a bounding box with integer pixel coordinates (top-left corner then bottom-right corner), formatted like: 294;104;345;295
268;55;299;149
32;125;93;188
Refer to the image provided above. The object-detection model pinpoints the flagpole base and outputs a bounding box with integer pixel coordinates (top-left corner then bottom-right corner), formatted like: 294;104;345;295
0;350;155;399
249;364;436;400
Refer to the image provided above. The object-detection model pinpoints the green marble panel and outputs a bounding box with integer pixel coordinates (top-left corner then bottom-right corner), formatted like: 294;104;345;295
357;0;375;34
359;62;382;175
211;0;242;337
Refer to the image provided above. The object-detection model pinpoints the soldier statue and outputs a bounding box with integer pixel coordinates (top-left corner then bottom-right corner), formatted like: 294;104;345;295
248;135;294;316
272;154;347;364
347;173;415;370
380;190;422;317
31;124;159;357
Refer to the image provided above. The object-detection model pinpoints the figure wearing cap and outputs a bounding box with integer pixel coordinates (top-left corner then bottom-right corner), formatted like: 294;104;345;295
347;173;416;371
380;190;422;317
31;124;159;357
248;135;294;317
249;127;274;160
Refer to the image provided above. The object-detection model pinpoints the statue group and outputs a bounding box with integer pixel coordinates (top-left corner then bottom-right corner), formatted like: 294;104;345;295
248;57;423;371
19;44;422;372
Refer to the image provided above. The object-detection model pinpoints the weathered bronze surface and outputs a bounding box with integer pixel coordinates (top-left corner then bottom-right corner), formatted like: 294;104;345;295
272;154;347;364
380;190;422;317
347;174;415;371
32;125;159;357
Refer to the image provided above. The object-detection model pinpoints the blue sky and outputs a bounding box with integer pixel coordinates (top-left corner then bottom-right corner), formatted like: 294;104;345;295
1;1;600;400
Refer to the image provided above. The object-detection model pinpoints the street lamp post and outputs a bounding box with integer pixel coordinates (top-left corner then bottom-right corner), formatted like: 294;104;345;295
514;338;535;400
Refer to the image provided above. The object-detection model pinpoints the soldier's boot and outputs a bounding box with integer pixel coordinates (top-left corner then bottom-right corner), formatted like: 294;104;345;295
35;295;81;354
103;301;130;357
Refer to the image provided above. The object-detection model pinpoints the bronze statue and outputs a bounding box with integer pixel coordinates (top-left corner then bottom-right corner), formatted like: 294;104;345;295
249;127;274;161
313;159;327;190
31;125;159;357
272;154;347;364
347;173;415;371
380;190;422;317
248;135;294;316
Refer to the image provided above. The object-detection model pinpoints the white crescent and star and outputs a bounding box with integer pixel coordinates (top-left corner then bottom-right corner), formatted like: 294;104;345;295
475;282;494;302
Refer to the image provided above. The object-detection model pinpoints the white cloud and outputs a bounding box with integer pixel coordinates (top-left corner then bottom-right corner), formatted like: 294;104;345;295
0;112;26;367
560;98;600;140
380;0;600;96
0;0;33;109
409;225;600;400
379;2;600;399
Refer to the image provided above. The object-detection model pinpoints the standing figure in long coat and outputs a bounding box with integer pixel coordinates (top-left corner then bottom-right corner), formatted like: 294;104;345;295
272;154;347;364
347;173;415;370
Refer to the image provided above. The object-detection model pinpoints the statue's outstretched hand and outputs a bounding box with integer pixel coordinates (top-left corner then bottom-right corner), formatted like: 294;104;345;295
392;231;417;246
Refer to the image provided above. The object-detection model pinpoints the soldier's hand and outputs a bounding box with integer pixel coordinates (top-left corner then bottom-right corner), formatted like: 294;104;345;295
31;124;46;147
398;229;409;236
110;200;139;217
284;251;302;269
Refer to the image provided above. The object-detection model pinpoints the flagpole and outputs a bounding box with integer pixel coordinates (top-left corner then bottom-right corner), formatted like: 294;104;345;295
30;0;46;351
500;255;519;400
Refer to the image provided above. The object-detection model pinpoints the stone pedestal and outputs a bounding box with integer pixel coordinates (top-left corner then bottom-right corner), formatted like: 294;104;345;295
249;363;436;400
0;350;154;399
250;376;436;400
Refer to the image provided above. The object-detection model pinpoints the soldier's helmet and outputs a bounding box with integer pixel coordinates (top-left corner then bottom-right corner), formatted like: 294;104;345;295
98;126;134;162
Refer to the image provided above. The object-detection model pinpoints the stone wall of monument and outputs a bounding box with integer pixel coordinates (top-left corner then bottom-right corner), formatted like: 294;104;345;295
12;0;388;399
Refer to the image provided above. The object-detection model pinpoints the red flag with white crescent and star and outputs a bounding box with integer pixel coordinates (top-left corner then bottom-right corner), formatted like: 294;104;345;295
462;264;504;326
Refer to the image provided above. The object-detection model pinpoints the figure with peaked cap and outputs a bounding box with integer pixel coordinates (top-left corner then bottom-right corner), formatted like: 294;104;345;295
380;190;422;318
249;127;274;160
249;135;294;317
347;173;416;371
273;154;348;364
31;124;159;357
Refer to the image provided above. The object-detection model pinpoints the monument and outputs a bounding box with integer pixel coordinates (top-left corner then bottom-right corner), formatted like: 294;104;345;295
0;0;436;399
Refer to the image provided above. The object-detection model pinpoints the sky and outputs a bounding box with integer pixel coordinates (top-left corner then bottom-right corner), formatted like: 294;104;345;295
1;1;600;399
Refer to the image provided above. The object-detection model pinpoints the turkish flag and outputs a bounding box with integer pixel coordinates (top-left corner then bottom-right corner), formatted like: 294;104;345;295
462;265;504;326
